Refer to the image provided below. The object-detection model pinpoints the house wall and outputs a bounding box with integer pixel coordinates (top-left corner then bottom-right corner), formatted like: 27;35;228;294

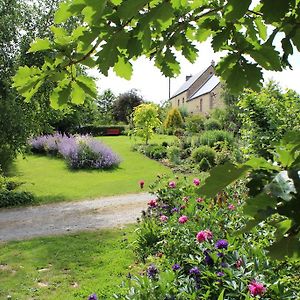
185;83;224;115
170;91;188;109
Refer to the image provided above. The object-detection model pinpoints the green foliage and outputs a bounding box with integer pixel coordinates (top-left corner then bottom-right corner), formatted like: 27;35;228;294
133;104;161;145
167;146;181;165
164;108;184;130
144;144;167;160
112;89;144;123
204;118;222;131
191;146;216;165
185;115;205;134
195;130;235;148
14;0;300;106
238;81;300;158
198;131;300;259
95;89;116;124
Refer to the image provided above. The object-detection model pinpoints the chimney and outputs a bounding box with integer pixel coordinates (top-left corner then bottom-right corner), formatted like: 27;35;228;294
186;75;192;81
211;60;215;67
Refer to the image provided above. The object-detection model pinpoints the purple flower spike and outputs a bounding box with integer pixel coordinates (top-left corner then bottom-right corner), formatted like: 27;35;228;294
88;294;98;300
147;264;158;279
172;263;181;271
189;267;200;276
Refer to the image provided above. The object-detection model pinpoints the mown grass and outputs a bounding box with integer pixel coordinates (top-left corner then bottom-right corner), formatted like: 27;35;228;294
0;227;136;300
12;135;175;204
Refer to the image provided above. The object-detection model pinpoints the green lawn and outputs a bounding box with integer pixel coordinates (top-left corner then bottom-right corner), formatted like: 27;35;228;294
13;135;175;203
0;227;136;300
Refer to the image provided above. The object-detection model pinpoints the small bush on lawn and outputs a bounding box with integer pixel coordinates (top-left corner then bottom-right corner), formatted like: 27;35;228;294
167;146;181;164
145;145;167;160
204;118;222;130
29;134;121;170
194;130;234;148
191;146;216;166
185;115;205;134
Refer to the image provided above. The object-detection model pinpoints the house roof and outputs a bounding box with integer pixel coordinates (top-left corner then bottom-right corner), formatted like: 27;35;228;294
171;71;203;98
189;75;220;100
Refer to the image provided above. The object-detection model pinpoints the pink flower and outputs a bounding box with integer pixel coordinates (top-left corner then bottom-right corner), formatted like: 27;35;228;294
193;178;200;186
182;196;189;203
169;181;176;188
248;281;266;297
235;258;243;269
139;180;145;189
180;205;186;210
196;229;213;243
159;215;168;222
228;204;235;210
196;197;204;203
178;215;188;224
148;199;157;207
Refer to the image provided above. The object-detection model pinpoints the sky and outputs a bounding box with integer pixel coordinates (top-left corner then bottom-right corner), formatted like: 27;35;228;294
89;40;300;104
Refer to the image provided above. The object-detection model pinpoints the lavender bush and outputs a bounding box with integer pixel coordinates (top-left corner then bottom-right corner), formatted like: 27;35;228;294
29;134;121;170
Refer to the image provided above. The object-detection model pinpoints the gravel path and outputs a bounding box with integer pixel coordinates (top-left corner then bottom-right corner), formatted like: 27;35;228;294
0;193;152;242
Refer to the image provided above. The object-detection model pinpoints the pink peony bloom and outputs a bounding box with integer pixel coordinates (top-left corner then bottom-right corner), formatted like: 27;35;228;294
196;197;204;203
248;281;266;297
169;181;176;188
139;180;145;189
193;178;200;186
148;199;158;208
178;215;188;224
196;229;213;242
228;203;235;210
159;215;168;222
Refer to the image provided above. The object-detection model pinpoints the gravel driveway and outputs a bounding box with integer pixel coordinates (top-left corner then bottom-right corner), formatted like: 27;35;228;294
0;193;152;242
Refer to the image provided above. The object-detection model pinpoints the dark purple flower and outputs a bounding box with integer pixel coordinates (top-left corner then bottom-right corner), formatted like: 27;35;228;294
147;264;158;279
217;252;224;258
88;294;98;300
204;250;214;266
189;267;200;276
217;271;224;277
172;263;181;271
215;239;228;249
171;207;179;214
221;262;228;268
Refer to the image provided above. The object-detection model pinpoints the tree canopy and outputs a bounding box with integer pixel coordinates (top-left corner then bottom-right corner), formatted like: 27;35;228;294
13;0;300;107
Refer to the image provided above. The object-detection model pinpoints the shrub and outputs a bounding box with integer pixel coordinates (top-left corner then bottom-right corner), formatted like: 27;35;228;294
0;190;35;208
173;128;184;137
185;115;205;134
191;146;216;165
29;134;121;170
195;130;234;148
204;118;222;130
167;146;181;164
145;145;167;160
161;141;169;147
164;108;184;130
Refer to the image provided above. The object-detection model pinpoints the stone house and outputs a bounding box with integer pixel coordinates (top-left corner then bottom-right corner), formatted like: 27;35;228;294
169;63;224;115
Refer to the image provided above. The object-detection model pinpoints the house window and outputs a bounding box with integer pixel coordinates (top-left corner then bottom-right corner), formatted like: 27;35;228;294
182;98;185;104
210;98;213;109
200;99;203;112
178;99;180;106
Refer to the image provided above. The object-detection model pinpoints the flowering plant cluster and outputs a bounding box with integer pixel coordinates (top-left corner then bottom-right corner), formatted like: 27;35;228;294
29;133;121;170
114;176;299;300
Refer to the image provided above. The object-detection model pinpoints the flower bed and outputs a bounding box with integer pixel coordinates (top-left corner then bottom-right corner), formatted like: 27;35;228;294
29;133;121;170
111;176;299;299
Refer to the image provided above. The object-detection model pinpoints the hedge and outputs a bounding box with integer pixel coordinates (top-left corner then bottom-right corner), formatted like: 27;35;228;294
75;125;129;136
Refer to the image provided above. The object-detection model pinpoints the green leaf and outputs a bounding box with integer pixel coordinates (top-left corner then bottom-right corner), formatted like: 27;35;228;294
248;45;282;71
254;18;267;40
217;289;225;300
28;38;51;53
291;28;300;52
113;56;133;80
76;75;97;98
243;63;263;91
82;0;107;25
261;0;295;23
118;0;149;20
267;234;300;260
224;0;251;21
71;81;85;104
110;0;122;5
211;30;231;51
226;63;247;94
244;157;279;171
54;0;86;23
195;27;213;42
198;162;250;198
50;81;72;109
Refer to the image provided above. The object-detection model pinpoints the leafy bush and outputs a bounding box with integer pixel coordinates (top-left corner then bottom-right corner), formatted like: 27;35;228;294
164;108;184;130
29;134;121;169
194;130;234;148
185;115;205;134
115;176;299;299
204;118;222;130
191;146;216;166
75;125;128;136
173;128;185;137
145;145;167;160
0;190;35;208
167;146;181;164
